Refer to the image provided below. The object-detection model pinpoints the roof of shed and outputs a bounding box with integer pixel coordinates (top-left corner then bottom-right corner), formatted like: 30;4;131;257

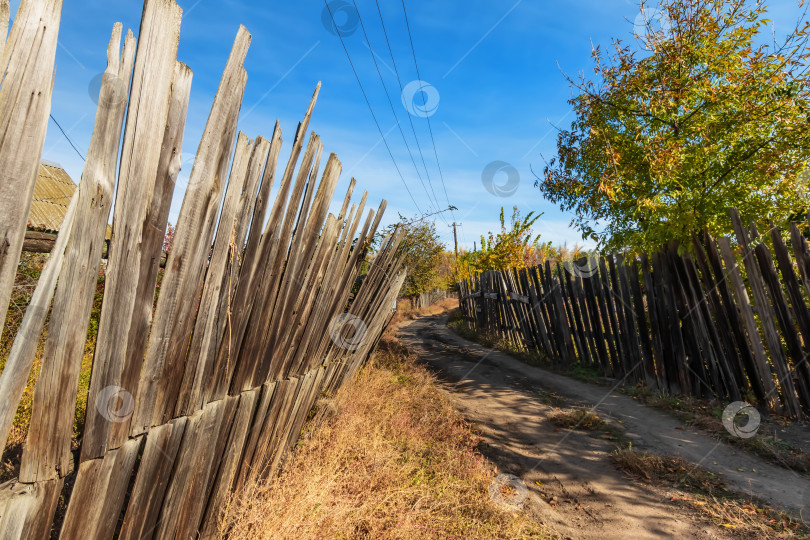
27;162;112;238
28;162;77;232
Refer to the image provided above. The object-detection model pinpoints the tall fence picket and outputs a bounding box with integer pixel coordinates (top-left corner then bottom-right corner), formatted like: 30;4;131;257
459;215;810;420
0;2;408;537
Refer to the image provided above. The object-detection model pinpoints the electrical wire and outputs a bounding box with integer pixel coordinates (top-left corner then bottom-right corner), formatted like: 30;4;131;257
352;0;443;215
323;0;423;215
373;0;448;224
49;114;86;161
400;0;456;222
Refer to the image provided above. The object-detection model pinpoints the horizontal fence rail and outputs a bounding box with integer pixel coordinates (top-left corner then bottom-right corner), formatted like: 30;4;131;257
459;211;810;419
0;1;406;538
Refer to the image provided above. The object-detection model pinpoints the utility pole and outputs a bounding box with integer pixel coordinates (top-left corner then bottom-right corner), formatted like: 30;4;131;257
450;222;459;261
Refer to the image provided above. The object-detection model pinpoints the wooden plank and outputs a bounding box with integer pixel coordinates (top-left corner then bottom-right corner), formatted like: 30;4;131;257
756;223;810;411
318;219;400;375
702;231;765;401
580;265;611;375
272;369;326;475
118;418;187;540
730;210;800;416
261;373;315;478
0;0;62;332
0;0;9;57
154;398;234;539
773;225;810;410
87;0;183;452
665;247;697;395
616;255;644;381
0;194;77;452
547;262;574;365
628;260;656;388
207;125;282;402
596;257;621;373
522;268;554;359
133;26;251;431
247;133;323;385
279;214;343;378
560;262;591;365
175;132;254;416
716;237;780;411
792;221;810;303
0;477;63;540
641;254;666;390
574;271;601;368
21;231;57;253
233;382;276;492
690;251;735;397
531;264;561;362
222;88;320;396
233;132;322;389
514;269;539;352
608;255;635;376
84;58;192;461
19;24;136;482
670;248;721;397
692;234;749;394
684;249;740;399
289;206;356;375
246;378;298;480
198;389;260;539
652;251;686;394
59;437;142;540
200;396;241;513
302;202;385;370
267;152;344;380
497;271;522;345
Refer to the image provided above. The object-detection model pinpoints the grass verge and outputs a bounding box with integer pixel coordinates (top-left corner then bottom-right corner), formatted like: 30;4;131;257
219;330;551;539
613;449;810;538
448;309;810;478
621;384;810;477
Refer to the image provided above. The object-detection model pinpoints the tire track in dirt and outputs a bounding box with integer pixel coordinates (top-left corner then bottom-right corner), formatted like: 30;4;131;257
398;313;810;539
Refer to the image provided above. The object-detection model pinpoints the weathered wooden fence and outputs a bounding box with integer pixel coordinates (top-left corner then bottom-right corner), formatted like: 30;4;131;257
413;289;457;310
0;1;406;538
459;212;810;419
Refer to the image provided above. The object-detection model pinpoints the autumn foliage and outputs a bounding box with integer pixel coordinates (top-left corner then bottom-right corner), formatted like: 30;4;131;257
540;0;810;253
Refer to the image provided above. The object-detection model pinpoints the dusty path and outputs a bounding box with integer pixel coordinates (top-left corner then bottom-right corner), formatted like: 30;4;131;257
398;312;810;539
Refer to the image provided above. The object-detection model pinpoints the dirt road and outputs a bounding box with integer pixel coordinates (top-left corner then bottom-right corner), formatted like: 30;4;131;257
398;312;810;539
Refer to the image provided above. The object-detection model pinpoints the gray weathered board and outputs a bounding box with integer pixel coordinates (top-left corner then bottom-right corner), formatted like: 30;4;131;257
0;1;406;538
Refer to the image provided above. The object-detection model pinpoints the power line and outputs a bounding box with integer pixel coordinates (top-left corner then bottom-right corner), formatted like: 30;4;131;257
373;0;447;225
323;0;422;215
400;0;456;222
351;0;443;215
49;114;85;161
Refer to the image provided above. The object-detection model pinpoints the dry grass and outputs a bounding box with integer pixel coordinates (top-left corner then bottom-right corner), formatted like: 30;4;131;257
388;297;459;328
613;448;810;538
622;384;810;476
0;261;105;482
451;311;810;477
548;408;629;446
219;332;550;539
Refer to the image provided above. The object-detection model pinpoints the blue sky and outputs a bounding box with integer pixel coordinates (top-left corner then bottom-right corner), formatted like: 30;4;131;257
21;0;806;251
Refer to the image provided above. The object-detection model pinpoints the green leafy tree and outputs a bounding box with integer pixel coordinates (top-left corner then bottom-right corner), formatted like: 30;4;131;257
382;219;446;298
473;207;544;272
539;0;810;253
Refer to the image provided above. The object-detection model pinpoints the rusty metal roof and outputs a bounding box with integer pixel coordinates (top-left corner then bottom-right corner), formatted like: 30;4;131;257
28;163;77;232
